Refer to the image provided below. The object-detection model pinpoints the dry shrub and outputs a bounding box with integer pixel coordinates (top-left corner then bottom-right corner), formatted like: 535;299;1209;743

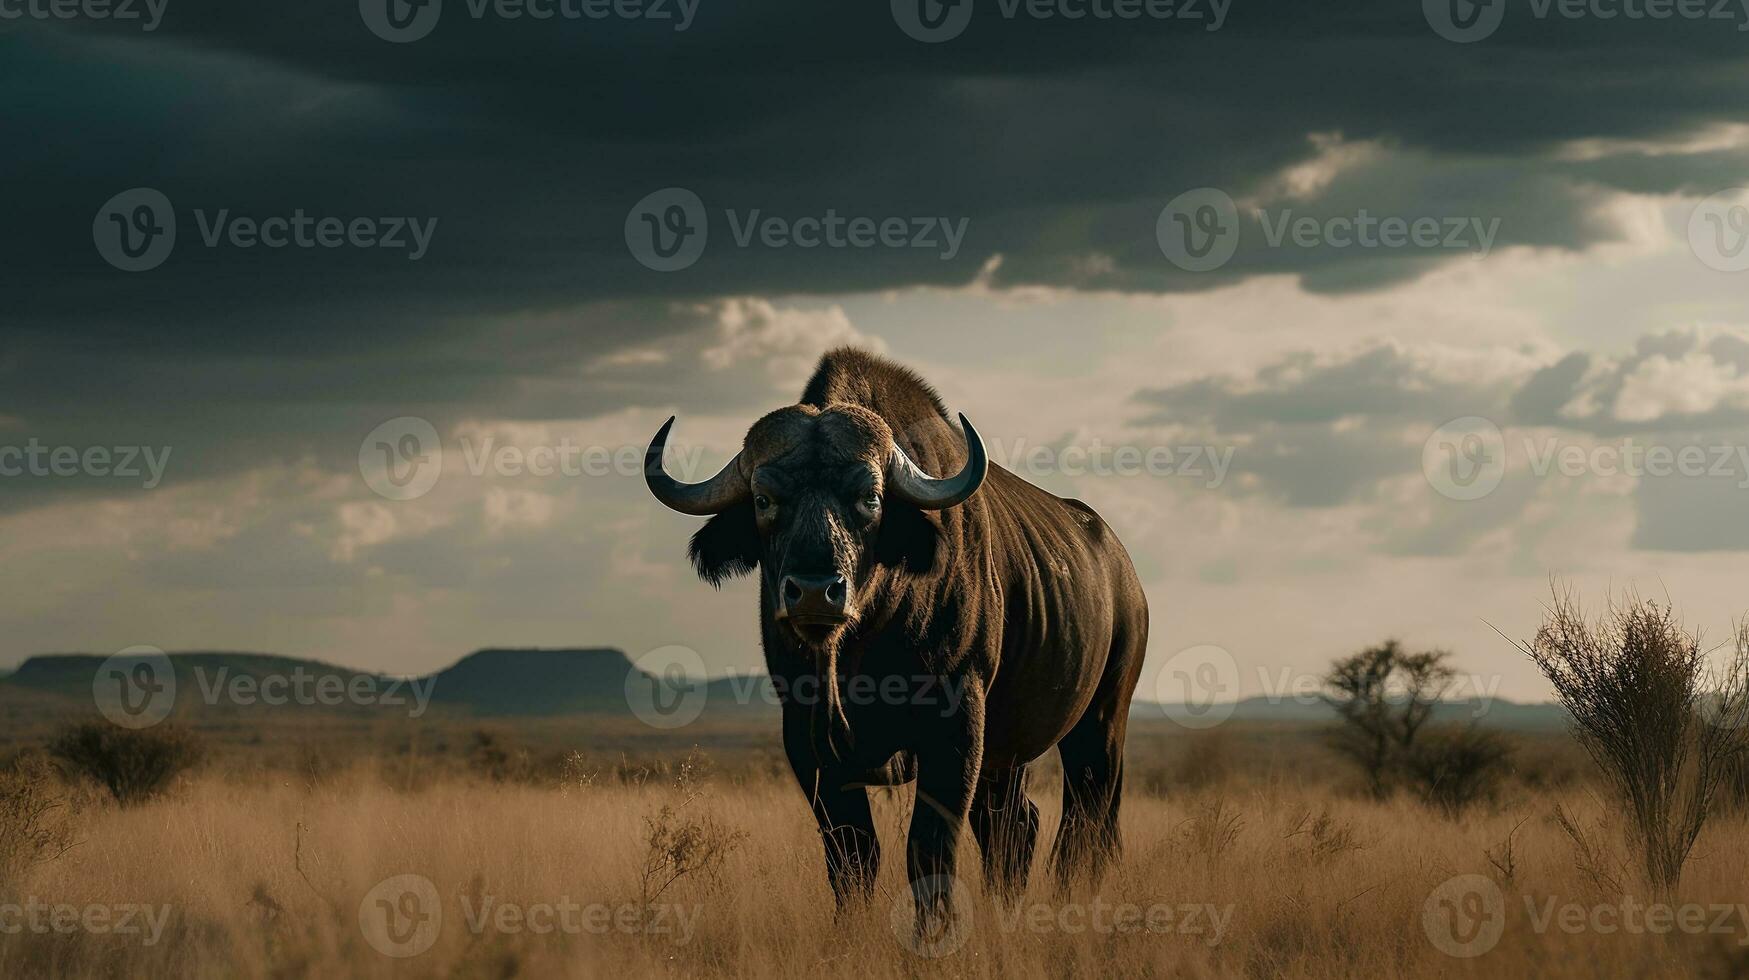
637;798;747;906
1517;588;1749;890
48;722;205;807
1550;802;1627;897
467;729;535;783
1404;725;1514;817
1282;807;1362;862
0;752;76;888
1171;730;1232;791
1178;796;1244;862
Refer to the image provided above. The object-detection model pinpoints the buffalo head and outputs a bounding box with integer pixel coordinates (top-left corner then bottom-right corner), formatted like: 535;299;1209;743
644;404;986;650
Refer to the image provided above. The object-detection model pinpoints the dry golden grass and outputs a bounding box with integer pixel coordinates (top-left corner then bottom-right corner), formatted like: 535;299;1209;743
7;746;1749;980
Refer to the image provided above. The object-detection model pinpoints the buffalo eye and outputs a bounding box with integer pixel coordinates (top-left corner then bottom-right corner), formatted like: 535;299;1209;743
753;494;773;512
856;492;881;520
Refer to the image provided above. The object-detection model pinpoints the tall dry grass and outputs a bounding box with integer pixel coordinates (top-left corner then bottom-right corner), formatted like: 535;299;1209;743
6;753;1749;979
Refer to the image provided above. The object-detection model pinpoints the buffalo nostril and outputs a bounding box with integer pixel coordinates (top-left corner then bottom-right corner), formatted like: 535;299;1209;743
782;578;803;604
825;577;846;606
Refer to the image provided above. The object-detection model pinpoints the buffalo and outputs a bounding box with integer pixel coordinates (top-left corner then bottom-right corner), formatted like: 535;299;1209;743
645;349;1148;912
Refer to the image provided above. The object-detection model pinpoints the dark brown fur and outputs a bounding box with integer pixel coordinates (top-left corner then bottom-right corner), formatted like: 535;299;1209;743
684;349;1149;905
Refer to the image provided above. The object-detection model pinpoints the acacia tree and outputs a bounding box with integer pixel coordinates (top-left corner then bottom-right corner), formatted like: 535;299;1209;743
1324;641;1456;798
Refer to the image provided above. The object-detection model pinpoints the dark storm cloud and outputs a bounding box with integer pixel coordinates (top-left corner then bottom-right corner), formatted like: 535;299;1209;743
6;1;1749;513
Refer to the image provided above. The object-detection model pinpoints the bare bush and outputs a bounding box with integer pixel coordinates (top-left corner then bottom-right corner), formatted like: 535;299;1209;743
0;753;76;888
48;722;205;807
1404;726;1514;817
1283;807;1362;862
1551;802;1628;897
1171;730;1232;791
1178;797;1244;862
638;797;747;907
1518;589;1749;890
467;729;534;783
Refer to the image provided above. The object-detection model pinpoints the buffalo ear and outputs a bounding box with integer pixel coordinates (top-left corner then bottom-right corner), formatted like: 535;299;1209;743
872;500;940;575
688;502;760;586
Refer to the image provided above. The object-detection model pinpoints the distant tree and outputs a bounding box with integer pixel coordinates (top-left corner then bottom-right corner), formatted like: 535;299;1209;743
1323;641;1457;798
48;722;203;807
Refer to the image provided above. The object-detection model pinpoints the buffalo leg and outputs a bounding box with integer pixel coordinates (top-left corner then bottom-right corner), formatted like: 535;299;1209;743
906;695;985;930
1051;704;1127;891
784;711;880;905
969;765;1038;900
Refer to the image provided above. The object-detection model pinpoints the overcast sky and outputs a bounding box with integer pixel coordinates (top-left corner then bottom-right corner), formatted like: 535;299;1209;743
6;2;1749;702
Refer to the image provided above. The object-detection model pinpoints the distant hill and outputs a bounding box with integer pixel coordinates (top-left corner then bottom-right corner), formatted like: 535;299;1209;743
0;647;778;722
1134;695;1570;731
1;648;1564;729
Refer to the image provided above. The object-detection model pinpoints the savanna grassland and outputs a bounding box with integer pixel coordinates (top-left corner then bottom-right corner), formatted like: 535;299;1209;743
6;714;1749;980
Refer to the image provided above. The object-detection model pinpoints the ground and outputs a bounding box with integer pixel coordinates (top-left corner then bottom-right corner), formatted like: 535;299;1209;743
3;717;1749;978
